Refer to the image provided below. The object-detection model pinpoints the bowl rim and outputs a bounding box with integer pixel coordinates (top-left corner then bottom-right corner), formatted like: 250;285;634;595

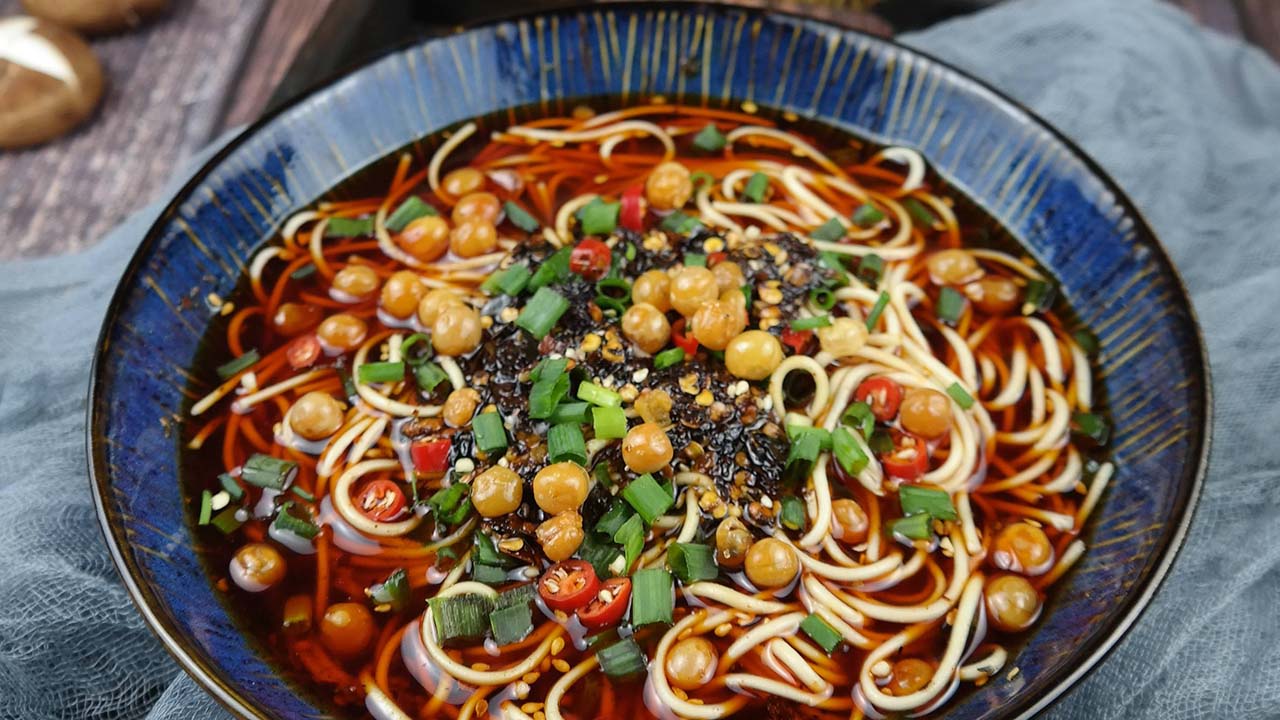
87;3;1213;718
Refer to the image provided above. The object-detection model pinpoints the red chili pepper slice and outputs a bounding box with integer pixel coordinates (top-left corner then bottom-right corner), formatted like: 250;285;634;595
707;251;728;266
577;577;632;629
356;479;408;522
620;186;646;232
569;238;612;281
286;335;322;370
780;328;813;354
410;438;451;474
671;318;699;355
880;430;929;481
855;377;903;422
538;560;601;612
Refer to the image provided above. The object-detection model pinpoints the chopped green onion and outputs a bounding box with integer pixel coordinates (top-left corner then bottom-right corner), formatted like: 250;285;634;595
494;583;538;610
482;263;532;296
548;401;589;425
474;531;519;569
530;357;568;383
516;287;570;339
865;291;890;331
209;507;243;535
472;412;508;455
779;496;806;531
744;172;769;203
399;333;433;366
1071;412;1110;444
622;474;674;524
502;201;540;232
613;513;645;575
947;382;975;410
597;637;647;678
817;252;850;286
385;196;437;232
472;562;507;585
1073;328;1100;356
691;123;727;152
592;462;616;490
427;483;471;525
592;406;628;440
595;277;632;315
936;287;966;326
368;568;410;612
578;530;622;578
868;430;894;455
577;197;620;236
889;513;933;541
903;198;937;227
431;594;493;647
1022;279;1056;315
850;203;885;228
489;602;534;645
577;380;622;408
740;284;753;310
413;361;449;394
810;218;846;242
340;369;357;400
857;254;884;287
325;216;374;237
690;171;715;191
840;402;876;439
358;361;404;385
289;263;317;280
197;491;213;526
241;454;297;490
595;500;635;538
659;211;702;235
290;486;316;502
528;372;571;420
528;247;572;291
653;347;685;370
684;253;707;267
216;349;260;380
899;485;957;521
668;542;718;583
547;423;587;465
630;568;674;626
800;613;843;654
218;473;244;501
809;287;837;311
791;315;832;331
272;502;320;540
786;426;830;467
831;427;869;476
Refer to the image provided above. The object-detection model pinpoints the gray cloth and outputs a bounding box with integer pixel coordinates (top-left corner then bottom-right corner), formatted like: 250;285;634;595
0;0;1276;717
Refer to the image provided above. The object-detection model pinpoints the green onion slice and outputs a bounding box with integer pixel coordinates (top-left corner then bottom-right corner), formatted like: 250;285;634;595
850;203;886;228
358;361;405;385
791;314;832;331
840;402;876;439
216;349;260;380
810;218;846;242
472;412;508;455
597;637;647;678
515;287;570;339
613;513;645;575
413;362;449;394
691;123;727;152
786;426;830;467
659;211;703;235
399;333;434;366
743;172;769;203
653;347;685;370
197;491;213;526
1071;412;1110;444
630;568;674;626
272;502;320;540
385;196;438;232
1022;279;1056;315
325;216;374;237
936;287;966;326
594;500;635;539
621;474;674;524
903;198;937;227
218;473;244;501
577;197;620;236
431;594;493;647
577;380;622;408
592;405;628;440
547;423;587;465
858;254;884;288
800;613;843;654
947;382;975;410
290;263;317;280
241;454;297;490
368;568;410;612
209;507;243;535
489;602;534;646
865;291;891;331
547;401;589;425
779;496;806;531
899;485;957;521
889;513;933;541
1073;328;1100;355
831;427;869;476
528;372;571;420
482;263;532;297
668;542;718;583
503;201;540;232
528;247;572;291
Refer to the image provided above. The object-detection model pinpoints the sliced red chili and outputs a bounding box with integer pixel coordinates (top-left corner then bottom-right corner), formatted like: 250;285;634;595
286;335;322;370
538;560;600;612
671;318;699;355
569;238;612;281
619;186;646;232
780;328;813;354
410;438;451;474
707;251;728;266
855;377;903;422
356;479;408;522
880;430;929;481
577;577;631;629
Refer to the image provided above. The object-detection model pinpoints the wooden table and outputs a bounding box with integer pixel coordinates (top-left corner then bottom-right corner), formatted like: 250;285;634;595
0;0;1274;261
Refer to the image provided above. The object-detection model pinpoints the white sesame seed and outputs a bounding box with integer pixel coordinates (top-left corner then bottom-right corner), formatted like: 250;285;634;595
454;458;475;474
210;491;230;511
631;368;649;383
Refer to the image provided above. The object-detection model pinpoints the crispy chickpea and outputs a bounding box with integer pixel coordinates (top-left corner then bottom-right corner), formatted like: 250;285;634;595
272;302;322;336
621;302;672;354
993;523;1054;575
714;517;752;569
536;510;585;562
984;575;1042;632
442;167;485;197
644;161;693;211
744;537;798;589
471;466;524;518
229;542;286;592
632;270;673;313
634;388;673;425
816;316;868;358
417;288;463;327
888;658;935;695
668;266;718;317
665;637;718;691
316;313;368;352
831;498;869;545
532;462;591;515
432;303;483;356
442;388;481;428
926;249;983;285
451;191;501;225
899;388;953;439
621;422;673;473
396;215;450;263
379;270;426;319
691;300;746;351
331;265;379;300
724;330;784;381
319;602;375;658
711;260;745;293
289;391;345;440
964;276;1020;315
449;219;498;258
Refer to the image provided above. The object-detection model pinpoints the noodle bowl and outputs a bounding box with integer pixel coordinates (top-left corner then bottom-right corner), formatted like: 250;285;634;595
184;103;1111;720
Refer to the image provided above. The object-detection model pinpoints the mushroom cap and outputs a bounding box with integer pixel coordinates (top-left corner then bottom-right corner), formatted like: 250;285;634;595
20;0;168;35
0;16;104;149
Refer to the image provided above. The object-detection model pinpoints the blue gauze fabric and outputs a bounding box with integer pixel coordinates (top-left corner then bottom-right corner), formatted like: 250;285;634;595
0;0;1277;718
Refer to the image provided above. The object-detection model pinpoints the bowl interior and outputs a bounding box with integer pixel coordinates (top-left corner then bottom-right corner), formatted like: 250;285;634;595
90;5;1208;719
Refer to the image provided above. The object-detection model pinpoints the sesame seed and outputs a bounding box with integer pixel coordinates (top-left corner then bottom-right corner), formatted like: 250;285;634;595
454;458;475;474
552;659;571;673
631;367;649;383
551;637;565;655
872;660;892;677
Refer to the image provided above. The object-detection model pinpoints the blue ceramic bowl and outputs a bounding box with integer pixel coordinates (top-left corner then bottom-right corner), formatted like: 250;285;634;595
89;4;1210;719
